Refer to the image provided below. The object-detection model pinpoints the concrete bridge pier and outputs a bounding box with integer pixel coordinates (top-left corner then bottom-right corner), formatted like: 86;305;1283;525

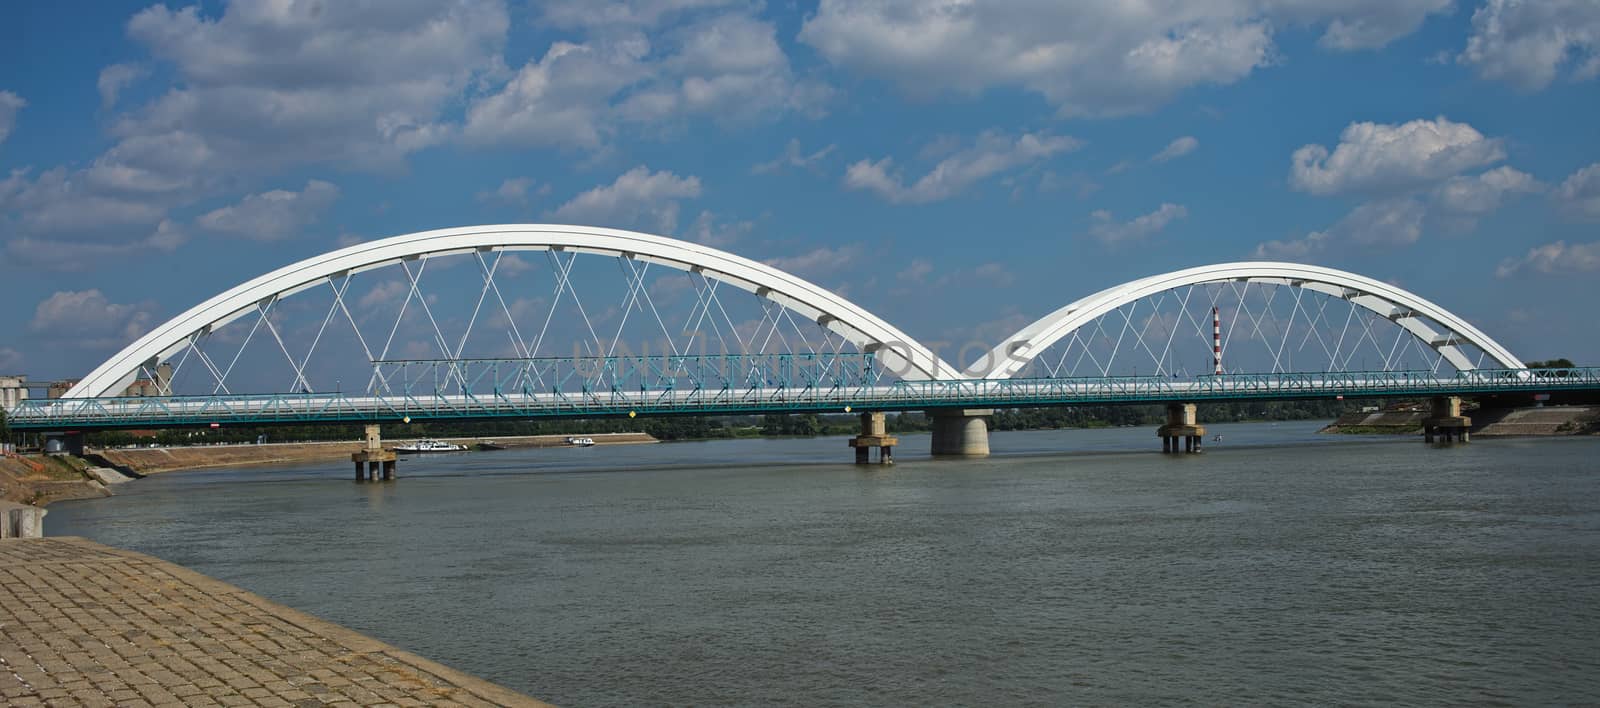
1158;403;1206;454
352;424;397;481
1423;396;1471;443
848;412;898;464
929;409;991;457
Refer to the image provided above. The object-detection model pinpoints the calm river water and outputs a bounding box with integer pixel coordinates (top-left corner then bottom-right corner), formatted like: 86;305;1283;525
47;422;1600;706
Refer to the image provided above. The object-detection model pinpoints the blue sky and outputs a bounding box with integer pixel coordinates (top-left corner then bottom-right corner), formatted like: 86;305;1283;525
2;0;1598;383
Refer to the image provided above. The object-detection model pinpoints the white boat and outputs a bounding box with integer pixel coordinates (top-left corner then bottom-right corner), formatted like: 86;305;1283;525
566;436;596;447
395;439;466;453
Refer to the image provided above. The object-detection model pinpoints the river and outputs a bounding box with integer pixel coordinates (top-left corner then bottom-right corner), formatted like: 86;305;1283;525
47;422;1600;705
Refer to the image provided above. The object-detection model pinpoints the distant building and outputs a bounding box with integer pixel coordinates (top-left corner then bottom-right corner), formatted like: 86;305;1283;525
122;363;174;397
47;379;80;399
0;375;26;411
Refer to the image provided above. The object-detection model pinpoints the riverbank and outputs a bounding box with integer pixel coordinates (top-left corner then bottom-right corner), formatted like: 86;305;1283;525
1321;405;1600;436
93;431;658;475
0;537;550;706
0;454;110;507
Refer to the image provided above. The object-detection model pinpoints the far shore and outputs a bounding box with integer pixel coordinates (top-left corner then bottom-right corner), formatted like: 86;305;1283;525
90;432;659;476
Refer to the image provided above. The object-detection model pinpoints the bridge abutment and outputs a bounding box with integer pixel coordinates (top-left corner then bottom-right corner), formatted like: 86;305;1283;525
848;412;897;464
1157;403;1206;454
929;409;991;457
1423;396;1471;444
352;424;398;481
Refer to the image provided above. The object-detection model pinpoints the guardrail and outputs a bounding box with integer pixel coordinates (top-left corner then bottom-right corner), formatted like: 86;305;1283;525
11;367;1600;431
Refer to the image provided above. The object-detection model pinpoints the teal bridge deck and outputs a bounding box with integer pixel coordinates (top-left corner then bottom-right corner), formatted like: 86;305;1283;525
9;355;1599;432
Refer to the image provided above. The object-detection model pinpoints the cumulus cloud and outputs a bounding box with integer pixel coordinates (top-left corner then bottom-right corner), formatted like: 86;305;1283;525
4;3;505;265
1089;203;1188;245
1556;162;1600;221
1254;197;1425;258
752;139;837;174
1290;117;1506;196
538;0;743;30
1152;136;1199;163
680;210;752;247
97;64;147;109
1461;0;1600;91
27;289;158;349
123;1;506;172
0;91;24;145
764;244;864;278
1430;166;1542;230
477;177;545;207
845;131;1081;204
799;0;1450;117
548;166;701;232
196;180;340;241
466;10;825;149
1496;240;1600;278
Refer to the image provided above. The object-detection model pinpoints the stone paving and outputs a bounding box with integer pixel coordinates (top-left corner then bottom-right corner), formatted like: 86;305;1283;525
0;538;551;707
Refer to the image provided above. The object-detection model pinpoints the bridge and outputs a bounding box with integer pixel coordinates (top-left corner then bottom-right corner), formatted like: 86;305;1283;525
9;224;1598;462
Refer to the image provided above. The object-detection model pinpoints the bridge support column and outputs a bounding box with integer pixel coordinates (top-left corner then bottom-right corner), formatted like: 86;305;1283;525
929;409;991;457
43;432;85;456
352;424;397;482
848;412;898;464
1423;396;1471;444
1157;403;1206;454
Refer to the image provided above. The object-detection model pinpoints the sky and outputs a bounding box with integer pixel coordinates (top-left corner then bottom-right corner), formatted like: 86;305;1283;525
2;0;1598;384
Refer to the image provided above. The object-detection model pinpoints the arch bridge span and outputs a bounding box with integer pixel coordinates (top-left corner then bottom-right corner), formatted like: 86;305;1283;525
67;224;964;399
970;262;1523;380
24;224;1571;440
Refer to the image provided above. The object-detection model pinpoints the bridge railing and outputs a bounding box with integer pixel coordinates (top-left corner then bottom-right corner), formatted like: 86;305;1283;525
10;367;1599;430
370;352;886;398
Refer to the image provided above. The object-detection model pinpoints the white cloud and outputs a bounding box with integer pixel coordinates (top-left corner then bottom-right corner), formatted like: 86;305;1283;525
97;64;147;109
1254;197;1425;258
5;220;185;271
196;180;340;241
897;258;934;282
799;1;1449;117
466;11;824;149
680;210;752;247
1290;117;1506;196
27;290;157;349
1496;240;1600;278
1431;166;1542;230
477;177;544;207
463;38;648;149
752;139;837;174
119;1;507;173
548;166;701;232
1461;0;1600;91
845;131;1081;204
1089;203;1188;244
0;347;20;371
1257;169;1543;259
1152;136;1199;163
1556;162;1600;221
0;91;24;145
538;0;742;30
764;244;863;278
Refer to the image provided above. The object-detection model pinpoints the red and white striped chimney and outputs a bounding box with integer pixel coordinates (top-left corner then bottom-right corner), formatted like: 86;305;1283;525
1212;306;1223;375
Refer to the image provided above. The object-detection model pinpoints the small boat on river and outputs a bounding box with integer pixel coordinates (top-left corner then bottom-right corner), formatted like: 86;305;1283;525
566;436;596;447
476;441;507;451
395;439;466;454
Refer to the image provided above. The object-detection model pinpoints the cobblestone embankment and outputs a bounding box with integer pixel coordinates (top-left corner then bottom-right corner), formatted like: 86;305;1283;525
0;537;551;707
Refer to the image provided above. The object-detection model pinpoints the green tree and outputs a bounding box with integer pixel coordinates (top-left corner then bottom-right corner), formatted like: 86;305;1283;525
1525;358;1576;369
0;407;10;444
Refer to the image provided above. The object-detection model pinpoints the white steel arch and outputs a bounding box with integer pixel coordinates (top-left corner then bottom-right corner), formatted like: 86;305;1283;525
69;224;963;398
968;261;1523;379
